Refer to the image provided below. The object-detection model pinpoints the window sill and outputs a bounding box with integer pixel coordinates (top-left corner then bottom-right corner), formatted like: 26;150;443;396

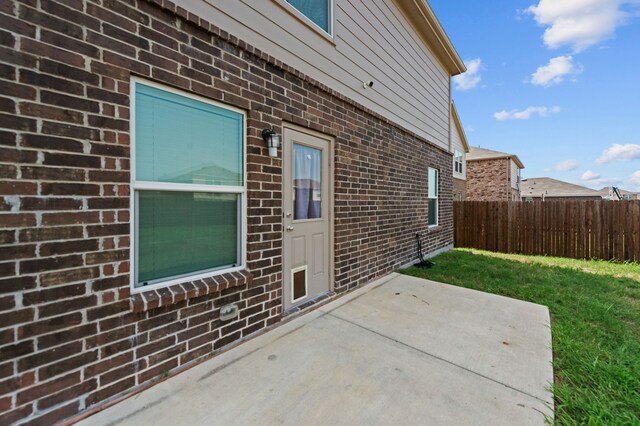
130;269;252;313
428;225;441;231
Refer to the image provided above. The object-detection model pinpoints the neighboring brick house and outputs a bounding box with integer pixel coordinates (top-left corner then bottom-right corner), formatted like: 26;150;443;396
450;102;469;201
0;0;467;424
466;147;525;201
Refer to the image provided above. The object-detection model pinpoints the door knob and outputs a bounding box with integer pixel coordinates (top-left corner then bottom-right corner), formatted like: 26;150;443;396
286;226;294;232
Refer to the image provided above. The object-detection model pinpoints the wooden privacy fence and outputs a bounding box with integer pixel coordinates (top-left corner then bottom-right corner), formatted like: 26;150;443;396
453;200;640;262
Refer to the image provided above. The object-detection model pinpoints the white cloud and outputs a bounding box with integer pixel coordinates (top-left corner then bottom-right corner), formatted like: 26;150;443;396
595;143;640;165
629;171;640;189
531;56;583;86
590;178;624;187
582;170;601;180
494;106;561;121
553;159;580;171
527;0;640;52
454;58;482;91
580;169;623;187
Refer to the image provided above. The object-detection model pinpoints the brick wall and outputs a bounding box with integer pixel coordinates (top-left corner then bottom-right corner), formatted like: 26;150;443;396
453;178;466;201
466;158;510;201
0;0;453;424
508;186;521;202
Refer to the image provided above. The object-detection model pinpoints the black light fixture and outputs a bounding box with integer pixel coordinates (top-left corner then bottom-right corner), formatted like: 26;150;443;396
262;128;280;158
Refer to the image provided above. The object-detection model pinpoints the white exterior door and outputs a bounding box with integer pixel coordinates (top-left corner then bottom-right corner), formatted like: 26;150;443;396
282;127;331;311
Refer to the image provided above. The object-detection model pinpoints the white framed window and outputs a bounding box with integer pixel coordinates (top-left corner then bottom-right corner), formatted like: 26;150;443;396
284;0;333;35
454;150;464;174
130;78;246;292
428;168;439;226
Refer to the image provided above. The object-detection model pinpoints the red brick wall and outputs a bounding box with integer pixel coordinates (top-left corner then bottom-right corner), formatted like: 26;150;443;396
0;1;453;423
453;178;466;201
508;186;521;202
466;158;510;201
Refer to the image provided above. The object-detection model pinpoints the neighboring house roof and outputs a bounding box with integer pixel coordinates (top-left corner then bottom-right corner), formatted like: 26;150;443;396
170;164;240;185
394;0;466;75
451;102;469;153
521;177;602;199
597;187;640;200
467;147;525;169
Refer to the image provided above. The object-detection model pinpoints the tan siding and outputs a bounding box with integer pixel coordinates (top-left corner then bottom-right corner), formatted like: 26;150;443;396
337;0;450;143
181;0;452;149
361;0;450;99
451;117;466;180
511;161;520;190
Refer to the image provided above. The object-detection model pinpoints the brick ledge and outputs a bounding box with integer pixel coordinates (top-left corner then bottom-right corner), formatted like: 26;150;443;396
130;270;252;313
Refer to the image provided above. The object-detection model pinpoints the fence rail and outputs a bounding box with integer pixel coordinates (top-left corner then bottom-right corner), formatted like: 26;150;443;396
453;200;640;262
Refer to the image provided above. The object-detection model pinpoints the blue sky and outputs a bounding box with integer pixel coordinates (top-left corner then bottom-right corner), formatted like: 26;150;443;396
430;0;640;191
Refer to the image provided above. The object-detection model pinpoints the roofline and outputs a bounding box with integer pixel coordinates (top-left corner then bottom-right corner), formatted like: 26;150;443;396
394;0;466;76
521;177;605;196
467;154;525;169
526;194;603;198
450;102;469;152
511;156;525;170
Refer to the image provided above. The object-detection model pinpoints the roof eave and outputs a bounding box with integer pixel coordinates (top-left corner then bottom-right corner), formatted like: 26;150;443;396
510;156;525;170
467;155;525;169
394;0;466;76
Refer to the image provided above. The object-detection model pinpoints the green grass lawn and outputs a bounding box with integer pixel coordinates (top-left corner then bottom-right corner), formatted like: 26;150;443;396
401;249;640;425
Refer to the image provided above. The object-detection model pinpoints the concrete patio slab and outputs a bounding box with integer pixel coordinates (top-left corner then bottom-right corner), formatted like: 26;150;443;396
78;273;553;426
324;274;554;404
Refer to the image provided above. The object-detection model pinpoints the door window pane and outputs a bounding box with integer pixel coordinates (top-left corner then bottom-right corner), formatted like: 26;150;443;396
135;83;243;186
287;0;330;33
293;144;322;220
137;191;239;285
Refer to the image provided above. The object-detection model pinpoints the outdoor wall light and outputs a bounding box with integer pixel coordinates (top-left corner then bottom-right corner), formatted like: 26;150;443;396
262;128;280;158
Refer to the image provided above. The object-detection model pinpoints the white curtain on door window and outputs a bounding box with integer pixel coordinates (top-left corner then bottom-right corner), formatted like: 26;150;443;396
293;144;321;220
